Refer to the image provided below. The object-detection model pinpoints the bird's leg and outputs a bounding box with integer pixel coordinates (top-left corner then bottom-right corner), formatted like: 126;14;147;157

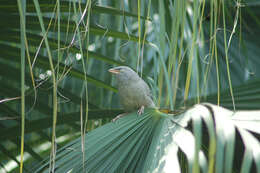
112;113;128;122
137;105;145;115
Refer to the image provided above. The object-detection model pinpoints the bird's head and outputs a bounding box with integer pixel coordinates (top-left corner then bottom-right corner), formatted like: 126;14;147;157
108;66;140;84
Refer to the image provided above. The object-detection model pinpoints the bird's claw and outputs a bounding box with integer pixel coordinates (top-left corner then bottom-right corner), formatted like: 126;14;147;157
137;106;144;115
112;106;144;122
112;113;127;122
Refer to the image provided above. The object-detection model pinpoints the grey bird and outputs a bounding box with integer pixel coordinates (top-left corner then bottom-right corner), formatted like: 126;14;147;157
109;66;155;121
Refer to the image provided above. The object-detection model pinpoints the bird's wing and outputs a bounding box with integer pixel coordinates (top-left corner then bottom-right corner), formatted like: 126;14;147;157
139;79;155;107
142;80;153;98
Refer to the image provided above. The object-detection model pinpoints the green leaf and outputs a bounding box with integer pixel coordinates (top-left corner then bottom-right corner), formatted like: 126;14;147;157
32;104;260;173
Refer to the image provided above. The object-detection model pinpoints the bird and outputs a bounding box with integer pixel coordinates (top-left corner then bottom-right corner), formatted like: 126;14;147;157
108;66;155;121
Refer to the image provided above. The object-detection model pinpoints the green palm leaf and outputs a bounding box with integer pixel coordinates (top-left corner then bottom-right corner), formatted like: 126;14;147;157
32;105;260;173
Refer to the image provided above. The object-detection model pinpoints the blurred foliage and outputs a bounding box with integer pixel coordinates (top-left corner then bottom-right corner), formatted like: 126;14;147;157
0;0;260;172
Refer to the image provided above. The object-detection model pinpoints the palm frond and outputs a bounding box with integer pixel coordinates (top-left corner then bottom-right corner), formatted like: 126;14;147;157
33;105;260;173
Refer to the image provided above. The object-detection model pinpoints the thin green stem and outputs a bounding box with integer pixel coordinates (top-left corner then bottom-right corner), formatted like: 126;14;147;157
221;0;236;110
184;0;199;102
16;0;26;172
32;0;58;172
140;0;151;78
137;0;141;73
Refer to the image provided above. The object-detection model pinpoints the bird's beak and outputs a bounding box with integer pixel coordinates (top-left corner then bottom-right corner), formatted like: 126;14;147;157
108;68;120;74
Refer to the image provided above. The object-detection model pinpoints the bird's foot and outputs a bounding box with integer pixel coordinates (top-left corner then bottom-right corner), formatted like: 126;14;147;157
112;113;127;122
137;106;145;115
